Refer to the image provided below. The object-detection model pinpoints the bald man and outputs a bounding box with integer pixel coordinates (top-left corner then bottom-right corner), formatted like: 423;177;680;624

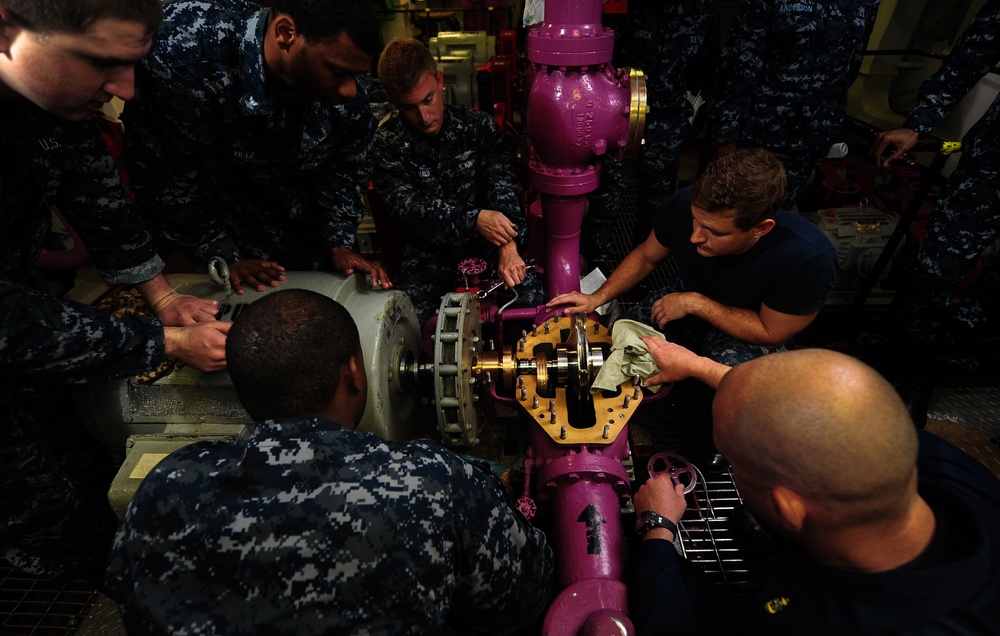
630;349;1000;635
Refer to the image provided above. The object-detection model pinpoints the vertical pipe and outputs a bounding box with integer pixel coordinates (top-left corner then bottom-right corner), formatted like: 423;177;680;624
543;0;603;26
542;194;586;298
548;477;627;588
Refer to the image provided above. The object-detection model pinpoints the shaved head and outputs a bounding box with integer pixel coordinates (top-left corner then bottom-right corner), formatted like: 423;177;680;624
714;349;918;524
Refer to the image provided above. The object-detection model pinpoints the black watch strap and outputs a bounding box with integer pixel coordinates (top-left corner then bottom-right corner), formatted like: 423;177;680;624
636;510;678;537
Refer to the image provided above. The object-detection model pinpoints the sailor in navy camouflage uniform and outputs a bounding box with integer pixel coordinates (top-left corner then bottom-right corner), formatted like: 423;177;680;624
588;1;721;256
0;0;228;584
874;0;1000;364
123;0;391;294
709;0;881;208
372;39;542;325
107;290;554;635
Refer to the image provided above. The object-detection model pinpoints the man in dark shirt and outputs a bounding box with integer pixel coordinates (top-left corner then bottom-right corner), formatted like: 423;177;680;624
632;348;1000;634
548;148;836;371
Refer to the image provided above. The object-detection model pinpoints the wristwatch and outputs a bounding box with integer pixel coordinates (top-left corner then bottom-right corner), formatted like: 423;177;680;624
636;510;678;537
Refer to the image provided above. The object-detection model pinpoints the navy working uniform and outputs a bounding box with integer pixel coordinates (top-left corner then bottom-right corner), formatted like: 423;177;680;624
709;0;881;207
626;188;837;366
890;0;1000;355
589;0;721;256
373;103;542;323
1;102;169;582
123;0;376;270
106;417;555;635
630;430;1000;634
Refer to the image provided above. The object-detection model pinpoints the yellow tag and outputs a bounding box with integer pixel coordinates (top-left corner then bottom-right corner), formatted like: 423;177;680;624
129;453;169;479
765;597;790;614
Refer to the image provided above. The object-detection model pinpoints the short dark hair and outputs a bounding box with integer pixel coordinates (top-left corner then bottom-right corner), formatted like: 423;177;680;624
377;37;437;98
0;0;163;33
270;0;381;55
691;148;787;230
226;289;361;421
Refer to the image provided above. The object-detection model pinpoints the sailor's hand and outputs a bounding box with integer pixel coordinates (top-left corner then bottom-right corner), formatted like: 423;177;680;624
872;128;918;167
497;243;526;288
163;321;231;372
331;247;392;289
150;291;219;326
545;291;599;316
651;292;696;328
640;336;699;386
229;259;286;295
633;475;687;542
476;210;518;246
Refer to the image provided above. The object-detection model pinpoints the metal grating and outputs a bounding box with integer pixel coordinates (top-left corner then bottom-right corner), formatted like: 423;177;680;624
73;594;125;636
929;385;1000;440
0;566;97;635
676;466;752;593
609;176;680;312
629;373;756;593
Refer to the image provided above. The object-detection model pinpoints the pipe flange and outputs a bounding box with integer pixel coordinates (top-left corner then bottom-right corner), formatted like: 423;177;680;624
623;67;647;161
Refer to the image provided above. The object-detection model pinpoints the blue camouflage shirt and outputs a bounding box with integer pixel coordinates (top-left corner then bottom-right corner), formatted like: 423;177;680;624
903;0;1000;180
1;102;165;389
710;0;881;155
123;0;377;269
372;104;526;257
107;417;554;635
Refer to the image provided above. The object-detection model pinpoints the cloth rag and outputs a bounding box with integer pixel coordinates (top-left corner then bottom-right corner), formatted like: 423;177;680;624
592;319;666;393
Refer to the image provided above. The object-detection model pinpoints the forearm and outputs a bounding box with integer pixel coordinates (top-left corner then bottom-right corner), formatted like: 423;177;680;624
316;103;375;250
685;295;783;346
134;274;176;310
313;173;369;250
0;282;163;382
684;355;731;389
906;7;1000;133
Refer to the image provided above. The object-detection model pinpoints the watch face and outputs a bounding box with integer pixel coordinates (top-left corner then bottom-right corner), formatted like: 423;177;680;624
636;510;657;533
636;510;675;536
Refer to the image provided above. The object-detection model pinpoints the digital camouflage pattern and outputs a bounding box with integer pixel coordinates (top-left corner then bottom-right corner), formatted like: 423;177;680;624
107;417;554;635
709;0;881;207
123;0;376;269
1;102;163;286
373;104;541;323
592;0;721;249
1;102;167;582
892;0;1000;348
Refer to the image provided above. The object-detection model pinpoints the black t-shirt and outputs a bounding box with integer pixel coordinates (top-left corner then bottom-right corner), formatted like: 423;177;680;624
652;187;837;314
